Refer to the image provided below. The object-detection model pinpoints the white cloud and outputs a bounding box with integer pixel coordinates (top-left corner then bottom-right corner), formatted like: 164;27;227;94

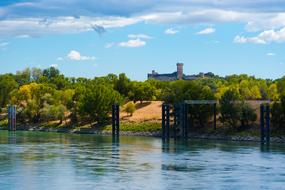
0;16;140;37
119;38;146;48
57;57;64;61
67;50;96;61
165;28;179;35
266;52;276;56
197;27;215;35
50;64;58;68
0;1;285;37
104;43;115;48
233;35;266;44
234;27;285;44
128;34;152;39
15;34;30;38
0;42;9;49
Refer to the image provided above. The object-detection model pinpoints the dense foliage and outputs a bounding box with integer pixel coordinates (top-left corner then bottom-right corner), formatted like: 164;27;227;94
0;67;284;129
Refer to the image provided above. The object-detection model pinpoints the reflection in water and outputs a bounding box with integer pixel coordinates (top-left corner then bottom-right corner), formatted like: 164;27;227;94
8;132;17;144
0;131;284;189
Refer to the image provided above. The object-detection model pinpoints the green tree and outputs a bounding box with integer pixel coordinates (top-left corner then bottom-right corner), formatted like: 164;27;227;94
277;77;285;96
43;67;60;79
15;68;31;85
268;83;279;101
115;73;131;97
271;95;285;129
78;82;122;124
11;83;55;123
124;102;136;116
220;89;242;128
0;74;18;108
129;82;156;103
31;67;43;82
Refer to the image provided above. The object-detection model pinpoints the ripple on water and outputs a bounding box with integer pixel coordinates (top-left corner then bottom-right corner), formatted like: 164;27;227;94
0;132;285;189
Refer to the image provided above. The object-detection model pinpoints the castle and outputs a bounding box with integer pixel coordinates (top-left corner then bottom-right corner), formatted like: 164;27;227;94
147;63;215;81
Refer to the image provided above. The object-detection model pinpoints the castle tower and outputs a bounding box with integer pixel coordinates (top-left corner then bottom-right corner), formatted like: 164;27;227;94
176;63;184;80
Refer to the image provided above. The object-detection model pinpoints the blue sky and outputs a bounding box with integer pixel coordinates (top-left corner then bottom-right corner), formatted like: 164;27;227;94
0;0;284;80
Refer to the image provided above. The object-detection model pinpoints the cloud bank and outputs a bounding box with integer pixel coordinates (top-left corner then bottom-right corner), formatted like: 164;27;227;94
0;1;285;38
197;27;215;35
234;27;285;44
165;28;179;35
66;50;96;61
119;39;146;48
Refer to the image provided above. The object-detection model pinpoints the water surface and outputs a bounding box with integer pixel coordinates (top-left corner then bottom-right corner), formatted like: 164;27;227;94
0;131;284;190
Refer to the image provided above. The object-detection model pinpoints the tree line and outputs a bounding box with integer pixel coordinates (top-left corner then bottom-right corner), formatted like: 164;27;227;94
0;67;284;129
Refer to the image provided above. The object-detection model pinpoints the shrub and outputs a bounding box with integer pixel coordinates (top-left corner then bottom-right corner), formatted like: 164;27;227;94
240;103;257;127
220;89;242;128
124;102;136;116
271;96;285;129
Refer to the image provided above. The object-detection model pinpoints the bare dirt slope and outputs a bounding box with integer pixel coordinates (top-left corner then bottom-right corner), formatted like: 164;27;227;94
120;100;267;123
121;101;162;122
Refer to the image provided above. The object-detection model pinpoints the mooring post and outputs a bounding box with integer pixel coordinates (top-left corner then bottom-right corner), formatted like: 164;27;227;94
8;105;16;131
116;104;120;136
162;104;166;139
8;105;11;131
213;103;217;130
14;105;16;131
260;104;265;143
265;104;270;143
166;104;170;139
173;104;179;140
184;103;188;139
112;104;115;137
112;104;120;138
180;103;185;138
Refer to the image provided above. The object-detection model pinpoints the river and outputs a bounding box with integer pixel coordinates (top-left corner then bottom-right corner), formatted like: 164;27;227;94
0;131;284;190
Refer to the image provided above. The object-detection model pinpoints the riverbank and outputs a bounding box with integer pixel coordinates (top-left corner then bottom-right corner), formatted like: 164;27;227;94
2;123;285;143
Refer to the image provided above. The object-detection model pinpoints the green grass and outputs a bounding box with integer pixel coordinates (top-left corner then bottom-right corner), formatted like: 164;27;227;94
101;122;161;132
0;119;8;128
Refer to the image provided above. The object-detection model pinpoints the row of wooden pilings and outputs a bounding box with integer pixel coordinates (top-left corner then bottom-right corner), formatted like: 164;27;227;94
162;103;271;144
5;103;271;144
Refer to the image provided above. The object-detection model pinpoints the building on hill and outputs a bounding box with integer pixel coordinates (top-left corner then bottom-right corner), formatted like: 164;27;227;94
147;63;215;81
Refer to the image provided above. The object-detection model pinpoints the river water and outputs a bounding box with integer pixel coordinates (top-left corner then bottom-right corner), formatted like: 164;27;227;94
0;131;284;190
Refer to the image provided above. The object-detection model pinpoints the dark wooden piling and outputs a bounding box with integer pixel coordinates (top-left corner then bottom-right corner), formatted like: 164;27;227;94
213;103;217;130
162;104;170;140
260;104;265;143
112;104;120;138
8;105;16;131
173;104;180;140
265;104;270;143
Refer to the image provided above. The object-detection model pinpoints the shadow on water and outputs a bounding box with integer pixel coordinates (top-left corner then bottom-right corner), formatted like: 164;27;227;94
8;131;17;144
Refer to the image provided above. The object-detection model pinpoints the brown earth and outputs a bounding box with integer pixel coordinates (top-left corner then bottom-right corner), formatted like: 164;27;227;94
121;101;162;122
120;100;268;123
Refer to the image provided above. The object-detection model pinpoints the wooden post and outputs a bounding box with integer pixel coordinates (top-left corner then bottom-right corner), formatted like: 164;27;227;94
166;104;170;139
173;104;180;140
265;104;270;143
180;104;185;138
213;103;217;130
260;104;265;143
112;104;115;137
8;105;16;131
184;103;188;139
116;105;120;137
162;104;165;139
162;104;170;140
112;104;119;138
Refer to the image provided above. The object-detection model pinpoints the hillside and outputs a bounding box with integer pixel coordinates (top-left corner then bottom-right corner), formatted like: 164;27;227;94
121;101;162;123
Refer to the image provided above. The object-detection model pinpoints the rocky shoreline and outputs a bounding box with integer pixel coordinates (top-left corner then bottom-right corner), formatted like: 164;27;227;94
2;126;284;143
